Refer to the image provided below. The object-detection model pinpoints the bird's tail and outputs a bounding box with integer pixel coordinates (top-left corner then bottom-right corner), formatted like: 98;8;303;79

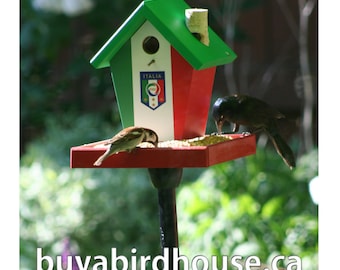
265;127;296;169
93;148;111;166
93;156;105;166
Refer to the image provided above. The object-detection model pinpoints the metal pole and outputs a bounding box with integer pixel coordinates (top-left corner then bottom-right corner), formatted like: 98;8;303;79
148;168;183;270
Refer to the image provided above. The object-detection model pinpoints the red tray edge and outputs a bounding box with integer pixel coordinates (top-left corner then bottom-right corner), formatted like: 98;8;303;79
70;134;256;168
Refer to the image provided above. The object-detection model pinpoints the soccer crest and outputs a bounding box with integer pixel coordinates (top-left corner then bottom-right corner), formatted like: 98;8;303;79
140;71;166;110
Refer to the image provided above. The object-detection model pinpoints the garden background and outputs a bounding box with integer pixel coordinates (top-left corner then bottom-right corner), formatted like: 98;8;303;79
19;0;318;269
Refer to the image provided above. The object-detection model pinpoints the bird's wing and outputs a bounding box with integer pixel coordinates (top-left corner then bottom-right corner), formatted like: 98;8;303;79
106;128;144;147
242;96;285;121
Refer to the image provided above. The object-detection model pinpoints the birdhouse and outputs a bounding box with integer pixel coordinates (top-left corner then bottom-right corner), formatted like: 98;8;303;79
90;0;237;141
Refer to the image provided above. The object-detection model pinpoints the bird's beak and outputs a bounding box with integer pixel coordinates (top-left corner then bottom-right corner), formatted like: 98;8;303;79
144;129;158;147
215;120;224;135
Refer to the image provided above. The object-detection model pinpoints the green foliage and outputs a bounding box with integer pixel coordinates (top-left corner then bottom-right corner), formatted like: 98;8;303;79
177;148;318;269
20;164;161;269
21;113;118;168
20;115;160;270
20;113;318;269
20;0;139;147
20;0;318;269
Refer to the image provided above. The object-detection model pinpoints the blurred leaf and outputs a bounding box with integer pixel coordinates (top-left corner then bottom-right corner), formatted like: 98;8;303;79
20;114;160;269
293;148;318;182
261;197;283;218
177;147;318;269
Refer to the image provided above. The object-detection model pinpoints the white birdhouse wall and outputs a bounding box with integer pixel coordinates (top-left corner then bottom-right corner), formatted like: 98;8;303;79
131;21;175;141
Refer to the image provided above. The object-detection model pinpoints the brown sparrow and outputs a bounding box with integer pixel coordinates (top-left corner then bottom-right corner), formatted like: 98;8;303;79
93;126;158;166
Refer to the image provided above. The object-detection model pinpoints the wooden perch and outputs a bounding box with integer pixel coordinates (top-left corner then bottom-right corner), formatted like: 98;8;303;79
185;8;210;46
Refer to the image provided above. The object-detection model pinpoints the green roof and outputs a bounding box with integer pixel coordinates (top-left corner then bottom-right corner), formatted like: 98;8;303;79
90;0;237;70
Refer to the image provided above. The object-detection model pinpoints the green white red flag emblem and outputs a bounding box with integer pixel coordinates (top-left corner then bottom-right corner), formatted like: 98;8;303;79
140;71;166;110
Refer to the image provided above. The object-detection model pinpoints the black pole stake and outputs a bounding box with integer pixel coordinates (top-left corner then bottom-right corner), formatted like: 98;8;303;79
148;168;183;270
158;188;178;249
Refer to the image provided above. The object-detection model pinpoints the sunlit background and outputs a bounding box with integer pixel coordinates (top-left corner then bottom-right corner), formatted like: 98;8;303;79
20;0;318;269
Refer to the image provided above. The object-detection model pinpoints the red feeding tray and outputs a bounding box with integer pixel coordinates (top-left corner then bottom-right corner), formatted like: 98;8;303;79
70;134;256;168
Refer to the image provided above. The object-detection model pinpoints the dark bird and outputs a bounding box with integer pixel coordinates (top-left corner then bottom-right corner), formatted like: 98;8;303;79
93;126;158;166
212;94;296;169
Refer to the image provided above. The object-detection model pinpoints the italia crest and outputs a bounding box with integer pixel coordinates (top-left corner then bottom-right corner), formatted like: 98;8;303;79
140;71;166;110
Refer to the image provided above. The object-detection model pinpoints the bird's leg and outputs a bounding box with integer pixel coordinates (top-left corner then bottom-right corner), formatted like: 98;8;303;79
212;129;230;135
211;131;229;135
212;123;239;135
232;123;240;133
